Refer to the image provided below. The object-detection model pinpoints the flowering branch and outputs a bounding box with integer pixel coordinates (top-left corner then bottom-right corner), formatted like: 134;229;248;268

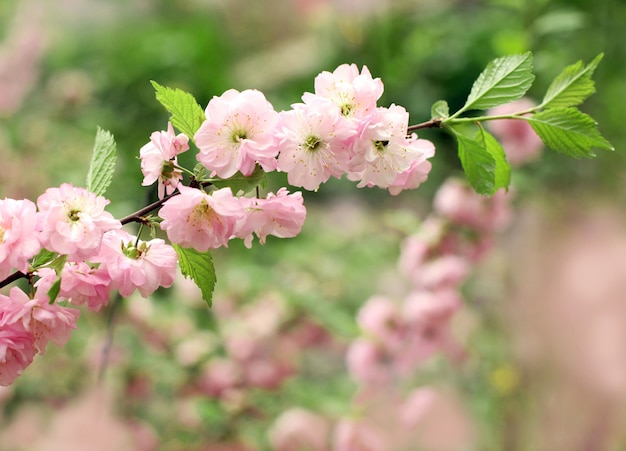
0;54;614;389
119;192;178;226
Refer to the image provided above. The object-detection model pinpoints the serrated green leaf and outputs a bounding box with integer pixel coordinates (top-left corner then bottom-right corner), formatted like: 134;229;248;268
86;127;117;196
527;108;613;158
210;165;267;195
541;54;603;109
455;131;497;195
476;128;511;190
461;52;535;112
431;100;449;119
151;81;206;138
174;245;216;307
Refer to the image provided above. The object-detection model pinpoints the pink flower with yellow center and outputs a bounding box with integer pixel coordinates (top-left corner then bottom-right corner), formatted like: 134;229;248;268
195;89;279;179
36;183;121;261
159;186;245;251
95;229;178;298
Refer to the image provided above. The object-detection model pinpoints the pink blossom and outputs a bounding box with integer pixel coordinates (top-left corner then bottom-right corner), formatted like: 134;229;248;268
348;105;431;188
433;178;513;231
268;407;330;451
198;358;242;397
408;255;470;291
399;387;437;428
356;296;402;350
308;64;383;120
60;261;112;311
244;359;288;390
0;2;47;116
35;265;111;312
37;183;121;261
95;229;178;297
398;235;430;281
401;289;462;363
194;89;279;178
0;198;41;279
159;186;245;251
0;323;36;386
345;338;390;385
388;140;436;195
234;188;307;247
276;97;357;190
332;418;389;451
487;98;543;166
0;286;79;354
140;122;189;199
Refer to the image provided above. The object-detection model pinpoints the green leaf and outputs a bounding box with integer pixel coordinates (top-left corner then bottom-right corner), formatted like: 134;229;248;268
461;52;535;112
527;108;614;158
30;249;59;270
431;100;450;119
210;165;267;195
47;254;68;275
476;127;511;191
151;81;206;138
47;277;62;304
455;131;497;195
86;127;117;196
174;245;216;307
541;54;603;109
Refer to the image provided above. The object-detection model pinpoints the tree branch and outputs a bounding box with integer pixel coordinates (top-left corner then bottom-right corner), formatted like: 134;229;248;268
407;118;443;133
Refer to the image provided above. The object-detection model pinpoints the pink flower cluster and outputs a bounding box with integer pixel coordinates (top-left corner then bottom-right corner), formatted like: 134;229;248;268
0;286;79;386
193;295;314;398
159;185;306;251
1;64;433;387
187;64;435;194
0;184;181;385
266;176;516;449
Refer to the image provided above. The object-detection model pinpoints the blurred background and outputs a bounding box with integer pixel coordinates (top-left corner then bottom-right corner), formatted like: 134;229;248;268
1;0;626;449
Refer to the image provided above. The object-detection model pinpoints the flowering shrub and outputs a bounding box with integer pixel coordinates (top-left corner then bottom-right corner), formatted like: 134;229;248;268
0;50;614;450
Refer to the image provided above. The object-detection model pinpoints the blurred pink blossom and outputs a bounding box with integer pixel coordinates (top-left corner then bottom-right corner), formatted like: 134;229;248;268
332;418;389;451
269;407;330;451
433;178;513;231
487;98;544;166
0;1;47;115
198;358;242;397
356;295;401;349
399;387;437;428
